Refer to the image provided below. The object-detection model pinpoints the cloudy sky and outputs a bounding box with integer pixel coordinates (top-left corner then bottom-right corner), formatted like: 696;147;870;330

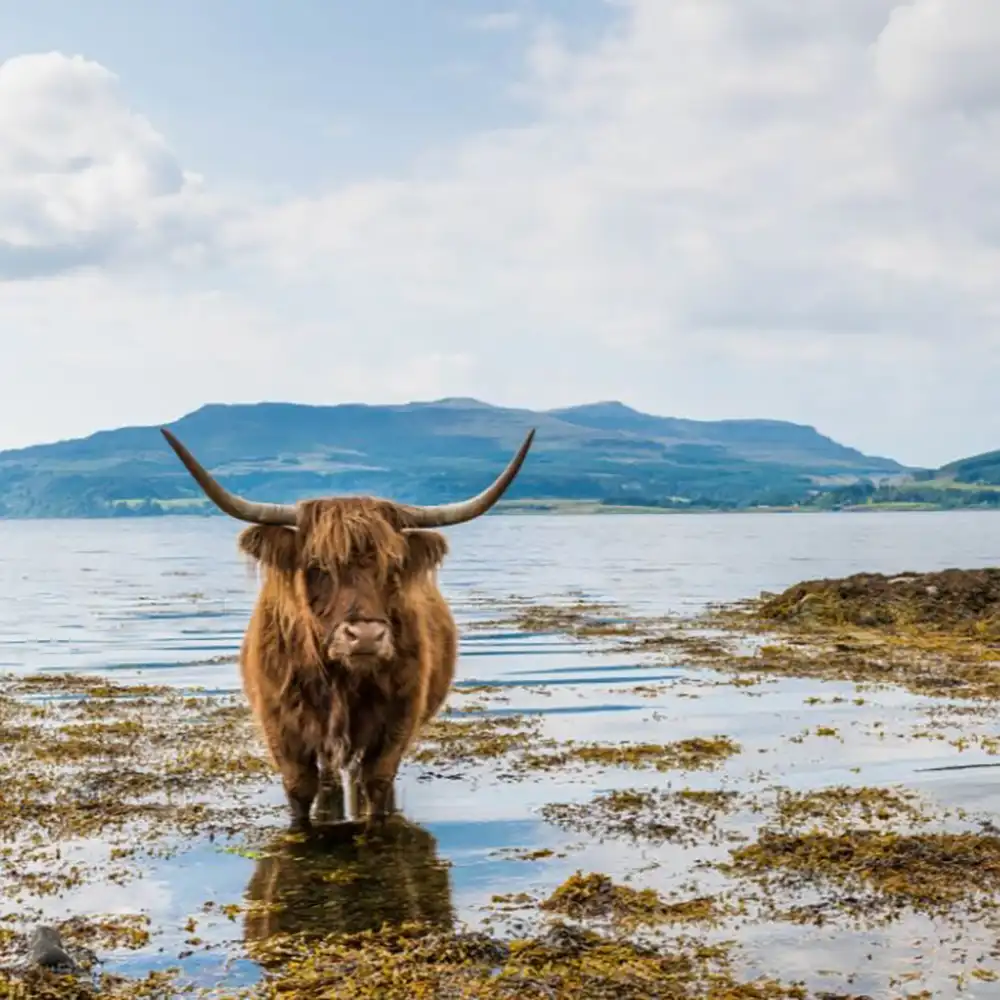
1;0;998;467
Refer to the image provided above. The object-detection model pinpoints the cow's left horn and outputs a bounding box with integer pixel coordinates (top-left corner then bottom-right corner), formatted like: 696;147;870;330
399;428;536;528
160;428;299;526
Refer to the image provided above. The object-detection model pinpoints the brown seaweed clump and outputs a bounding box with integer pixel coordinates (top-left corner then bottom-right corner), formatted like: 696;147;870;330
0;671;279;903
711;784;990;925
681;569;1000;699
769;785;942;832
527;736;742;774
411;714;545;772
541;787;742;847
241;920;820;1000
722;827;1000;923
0;967;183;999
539;872;738;930
752;568;1000;635
411;712;741;779
0;917;888;1000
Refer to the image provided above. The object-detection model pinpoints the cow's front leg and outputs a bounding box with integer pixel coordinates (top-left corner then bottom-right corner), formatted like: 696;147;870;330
262;720;319;833
313;748;347;823
280;751;319;833
362;776;397;819
359;745;405;824
346;769;360;820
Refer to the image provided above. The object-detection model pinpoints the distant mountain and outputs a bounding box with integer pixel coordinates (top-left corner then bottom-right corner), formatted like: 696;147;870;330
938;449;1000;486
548;401;891;468
791;445;1000;512
0;398;907;519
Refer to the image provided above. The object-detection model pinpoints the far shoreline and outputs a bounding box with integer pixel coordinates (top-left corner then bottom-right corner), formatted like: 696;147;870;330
2;501;1000;522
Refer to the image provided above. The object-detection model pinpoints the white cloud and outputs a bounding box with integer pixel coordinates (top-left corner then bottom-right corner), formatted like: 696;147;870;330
875;0;1000;113
0;270;480;447
240;0;1000;347
0;52;215;278
3;3;1000;465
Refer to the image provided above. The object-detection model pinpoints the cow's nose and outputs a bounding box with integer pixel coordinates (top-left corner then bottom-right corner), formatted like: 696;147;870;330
343;621;388;652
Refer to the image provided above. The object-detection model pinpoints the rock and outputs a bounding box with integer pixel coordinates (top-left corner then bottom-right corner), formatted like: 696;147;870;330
28;925;77;973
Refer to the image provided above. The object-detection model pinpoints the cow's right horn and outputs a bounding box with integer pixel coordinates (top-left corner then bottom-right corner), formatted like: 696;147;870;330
160;428;299;526
398;428;536;528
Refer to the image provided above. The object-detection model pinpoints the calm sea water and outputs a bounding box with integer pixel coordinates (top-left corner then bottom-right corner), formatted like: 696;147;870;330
4;510;1000;993
4;509;1000;682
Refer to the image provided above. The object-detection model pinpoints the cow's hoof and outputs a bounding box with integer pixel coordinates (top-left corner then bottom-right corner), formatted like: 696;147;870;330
287;813;313;835
314;785;347;824
361;810;396;837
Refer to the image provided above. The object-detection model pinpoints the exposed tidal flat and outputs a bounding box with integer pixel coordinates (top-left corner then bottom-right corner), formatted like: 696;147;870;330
3;512;1000;996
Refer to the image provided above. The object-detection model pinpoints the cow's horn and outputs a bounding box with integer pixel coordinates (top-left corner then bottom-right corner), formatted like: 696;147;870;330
399;428;536;528
160;428;299;526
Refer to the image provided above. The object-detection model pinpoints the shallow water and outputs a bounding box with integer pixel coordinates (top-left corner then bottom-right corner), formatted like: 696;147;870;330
4;510;1000;995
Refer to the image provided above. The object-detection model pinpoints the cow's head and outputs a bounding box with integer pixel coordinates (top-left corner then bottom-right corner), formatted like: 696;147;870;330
159;426;535;671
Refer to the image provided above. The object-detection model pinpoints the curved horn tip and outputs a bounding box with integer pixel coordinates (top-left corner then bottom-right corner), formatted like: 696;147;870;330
156;425;298;526
515;426;536;457
160;427;182;448
398;425;537;528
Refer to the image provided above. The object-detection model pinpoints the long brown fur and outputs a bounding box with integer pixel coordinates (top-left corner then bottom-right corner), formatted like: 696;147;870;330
236;498;457;828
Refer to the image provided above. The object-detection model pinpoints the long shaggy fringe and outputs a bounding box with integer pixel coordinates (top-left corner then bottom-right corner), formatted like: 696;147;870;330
297;498;408;586
236;499;449;671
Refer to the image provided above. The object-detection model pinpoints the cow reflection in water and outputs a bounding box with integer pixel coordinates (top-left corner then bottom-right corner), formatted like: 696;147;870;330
243;796;454;944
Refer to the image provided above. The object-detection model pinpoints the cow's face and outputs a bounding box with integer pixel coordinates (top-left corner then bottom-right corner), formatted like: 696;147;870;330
314;530;448;669
239;516;448;671
309;557;396;666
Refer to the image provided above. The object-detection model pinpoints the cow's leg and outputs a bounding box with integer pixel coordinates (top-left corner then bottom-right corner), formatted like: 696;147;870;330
382;781;397;815
262;724;319;832
358;745;404;823
346;769;363;820
314;748;346;823
313;782;345;823
282;752;319;832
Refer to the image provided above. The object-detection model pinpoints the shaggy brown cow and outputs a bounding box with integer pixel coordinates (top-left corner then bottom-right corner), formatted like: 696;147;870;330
160;426;535;830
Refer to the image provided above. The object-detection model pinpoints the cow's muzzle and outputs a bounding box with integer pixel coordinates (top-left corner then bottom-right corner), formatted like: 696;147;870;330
329;620;393;663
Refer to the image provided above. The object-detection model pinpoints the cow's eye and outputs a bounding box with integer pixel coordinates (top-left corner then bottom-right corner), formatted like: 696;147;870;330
305;566;333;599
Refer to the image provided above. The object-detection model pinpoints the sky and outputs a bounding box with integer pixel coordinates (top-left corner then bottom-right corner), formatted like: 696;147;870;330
1;0;999;467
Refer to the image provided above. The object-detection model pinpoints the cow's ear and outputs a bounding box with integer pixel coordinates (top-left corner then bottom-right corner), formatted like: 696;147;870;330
238;525;300;574
403;530;449;577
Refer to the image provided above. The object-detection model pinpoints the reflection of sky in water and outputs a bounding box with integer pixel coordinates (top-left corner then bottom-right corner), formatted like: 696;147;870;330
4;511;1000;992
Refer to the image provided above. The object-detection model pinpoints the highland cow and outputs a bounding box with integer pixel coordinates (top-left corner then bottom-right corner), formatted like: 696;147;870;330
160;426;534;829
